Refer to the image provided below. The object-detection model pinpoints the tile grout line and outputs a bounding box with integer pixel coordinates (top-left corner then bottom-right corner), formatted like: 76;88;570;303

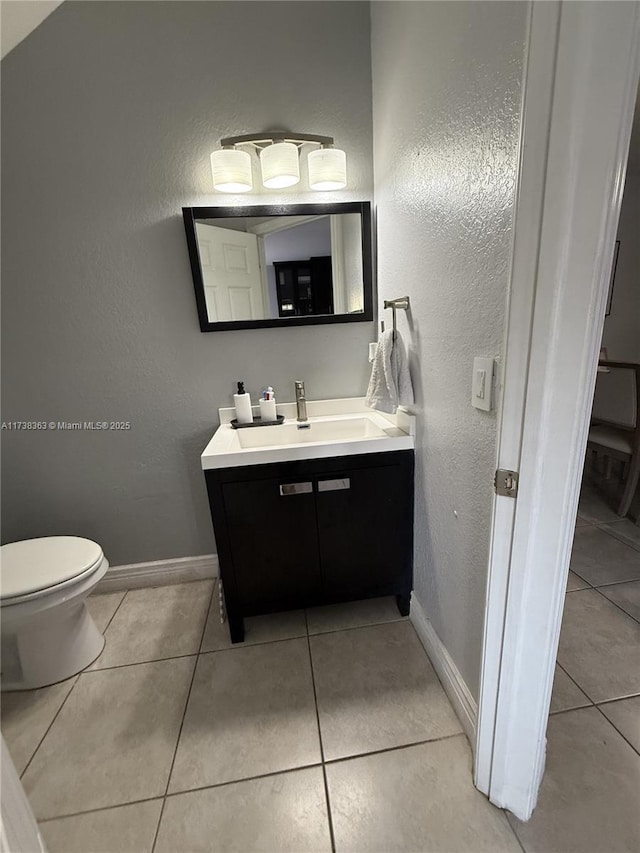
165;733;470;800
85;651;199;674
505;810;528;853
104;588;129;631
37;794;165;825
18;676;79;781
323;731;467;766
304;609;337;853
591;576;640;589
198;579;218;654
555;660;598;706
17;590;132;780
555;661;640;708
591;584;640;624
198;613;407;657
593;702;640;758
593;521;640;552
150;582;216;853
35;730;480;827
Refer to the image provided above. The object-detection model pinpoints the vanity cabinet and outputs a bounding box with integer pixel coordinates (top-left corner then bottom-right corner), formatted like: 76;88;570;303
205;450;414;642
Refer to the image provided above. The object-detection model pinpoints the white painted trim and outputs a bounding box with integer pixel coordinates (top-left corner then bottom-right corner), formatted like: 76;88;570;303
96;554;218;593
410;595;477;746
1;737;46;853
476;0;561;798
330;214;347;315
245;215;323;237
480;0;640;822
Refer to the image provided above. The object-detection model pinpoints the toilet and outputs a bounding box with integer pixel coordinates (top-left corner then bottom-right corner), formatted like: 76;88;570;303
1;537;109;691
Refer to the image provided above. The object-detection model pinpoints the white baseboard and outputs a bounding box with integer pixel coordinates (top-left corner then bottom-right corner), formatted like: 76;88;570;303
410;594;478;747
97;554;218;593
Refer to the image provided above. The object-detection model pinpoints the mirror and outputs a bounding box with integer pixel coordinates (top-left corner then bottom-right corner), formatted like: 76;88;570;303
182;202;373;332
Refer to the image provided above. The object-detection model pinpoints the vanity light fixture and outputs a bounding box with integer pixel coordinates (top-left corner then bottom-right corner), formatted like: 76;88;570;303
210;132;347;193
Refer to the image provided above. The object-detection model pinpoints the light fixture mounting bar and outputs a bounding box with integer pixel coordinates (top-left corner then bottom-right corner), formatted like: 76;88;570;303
220;131;335;149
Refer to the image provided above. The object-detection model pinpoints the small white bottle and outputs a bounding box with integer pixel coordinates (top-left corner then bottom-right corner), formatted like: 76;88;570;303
233;381;253;424
259;386;277;422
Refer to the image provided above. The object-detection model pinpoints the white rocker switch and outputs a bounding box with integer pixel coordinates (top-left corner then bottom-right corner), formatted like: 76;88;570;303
472;357;494;411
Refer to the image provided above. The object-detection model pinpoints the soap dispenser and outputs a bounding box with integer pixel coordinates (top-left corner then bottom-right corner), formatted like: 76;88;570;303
259;386;277;422
233;381;253;424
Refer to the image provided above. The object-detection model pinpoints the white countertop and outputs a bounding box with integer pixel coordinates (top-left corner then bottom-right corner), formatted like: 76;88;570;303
201;397;416;470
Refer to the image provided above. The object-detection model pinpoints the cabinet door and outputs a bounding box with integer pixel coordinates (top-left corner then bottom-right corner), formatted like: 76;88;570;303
222;477;321;609
316;463;412;598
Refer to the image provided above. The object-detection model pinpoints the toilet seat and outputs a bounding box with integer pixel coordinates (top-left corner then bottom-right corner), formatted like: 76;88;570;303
0;537;105;604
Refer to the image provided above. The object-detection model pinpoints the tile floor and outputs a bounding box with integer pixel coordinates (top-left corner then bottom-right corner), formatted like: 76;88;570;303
1;482;638;852
2;584;520;853
512;480;640;852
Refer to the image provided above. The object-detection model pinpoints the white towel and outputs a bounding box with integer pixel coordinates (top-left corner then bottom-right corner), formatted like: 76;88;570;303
365;329;414;414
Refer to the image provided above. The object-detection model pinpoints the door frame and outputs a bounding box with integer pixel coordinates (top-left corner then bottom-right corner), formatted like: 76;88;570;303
475;0;640;820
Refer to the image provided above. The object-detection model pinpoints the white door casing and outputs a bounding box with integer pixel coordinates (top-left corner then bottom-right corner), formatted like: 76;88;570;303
195;223;265;322
476;0;640;822
1;736;46;853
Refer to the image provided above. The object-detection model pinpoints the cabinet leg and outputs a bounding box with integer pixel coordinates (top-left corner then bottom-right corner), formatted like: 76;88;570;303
228;615;245;644
396;593;411;617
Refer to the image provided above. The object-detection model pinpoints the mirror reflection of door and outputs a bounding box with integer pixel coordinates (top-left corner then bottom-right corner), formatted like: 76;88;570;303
195;223;265;322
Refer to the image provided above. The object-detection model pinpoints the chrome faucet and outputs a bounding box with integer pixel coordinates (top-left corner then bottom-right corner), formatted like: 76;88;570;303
295;380;310;428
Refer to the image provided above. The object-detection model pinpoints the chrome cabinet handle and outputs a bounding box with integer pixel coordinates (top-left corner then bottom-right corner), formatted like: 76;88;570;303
317;478;351;492
279;482;313;496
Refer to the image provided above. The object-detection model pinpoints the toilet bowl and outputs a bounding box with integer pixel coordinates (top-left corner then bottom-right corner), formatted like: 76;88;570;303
1;537;109;691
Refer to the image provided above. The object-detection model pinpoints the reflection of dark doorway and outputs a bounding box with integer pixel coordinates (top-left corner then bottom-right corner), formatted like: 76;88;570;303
274;256;334;317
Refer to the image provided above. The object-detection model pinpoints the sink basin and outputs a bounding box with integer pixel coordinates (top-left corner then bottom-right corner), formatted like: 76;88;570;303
237;417;386;449
201;397;416;470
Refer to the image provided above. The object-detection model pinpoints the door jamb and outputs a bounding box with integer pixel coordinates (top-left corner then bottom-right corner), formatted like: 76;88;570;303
475;0;640;820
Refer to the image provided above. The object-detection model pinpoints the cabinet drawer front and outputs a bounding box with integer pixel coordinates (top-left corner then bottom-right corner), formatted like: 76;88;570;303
317;478;351;492
279;482;313;496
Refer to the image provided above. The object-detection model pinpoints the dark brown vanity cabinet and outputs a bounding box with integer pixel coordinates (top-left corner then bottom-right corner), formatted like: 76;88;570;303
204;451;414;643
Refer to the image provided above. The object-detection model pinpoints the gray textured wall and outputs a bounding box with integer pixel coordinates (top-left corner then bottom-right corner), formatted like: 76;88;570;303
1;1;374;564
371;1;527;698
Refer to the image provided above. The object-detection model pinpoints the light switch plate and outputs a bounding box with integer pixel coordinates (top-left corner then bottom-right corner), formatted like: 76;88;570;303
472;357;494;411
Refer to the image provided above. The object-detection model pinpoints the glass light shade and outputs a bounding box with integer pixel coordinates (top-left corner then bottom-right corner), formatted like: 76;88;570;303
308;147;347;190
210;148;252;193
260;142;300;188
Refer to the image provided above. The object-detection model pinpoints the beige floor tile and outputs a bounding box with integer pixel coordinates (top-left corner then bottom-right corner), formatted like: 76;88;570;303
85;591;125;633
566;570;589;591
22;656;195;819
599;580;640;622
557;589;640;702
40;799;163;853
158;767;331;853
1;677;77;775
91;580;213;669
509;708;640;853
201;603;306;652
600;519;640;552
311;621;462;761
598;697;640;753
306;596;406;635
327;736;519;852
577;488;621;524
169;639;321;792
570;526;640;586
549;665;591;714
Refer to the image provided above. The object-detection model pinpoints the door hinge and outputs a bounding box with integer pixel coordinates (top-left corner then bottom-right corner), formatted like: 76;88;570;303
494;468;518;498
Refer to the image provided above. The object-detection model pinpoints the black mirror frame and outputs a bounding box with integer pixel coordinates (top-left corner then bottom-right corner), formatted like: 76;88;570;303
182;201;373;332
